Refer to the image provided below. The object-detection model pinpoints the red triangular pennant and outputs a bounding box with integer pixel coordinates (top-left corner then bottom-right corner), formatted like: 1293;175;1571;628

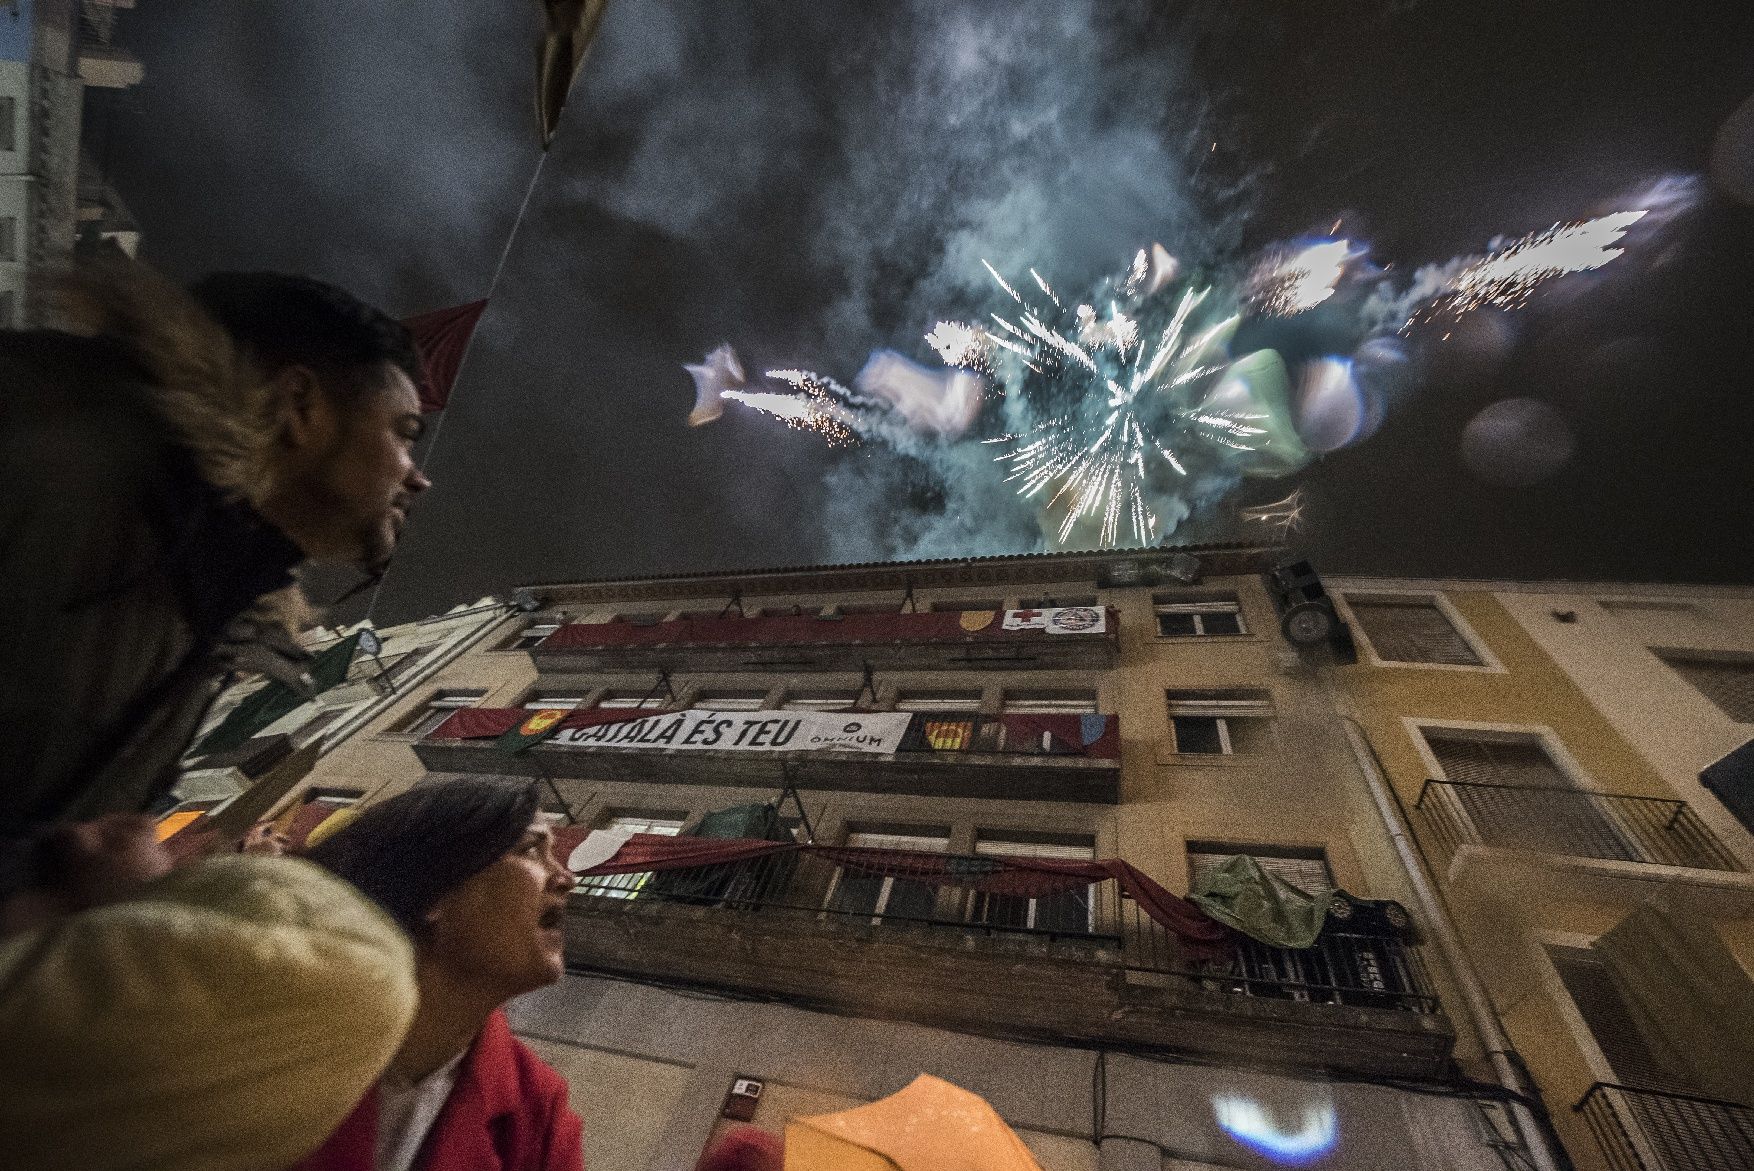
402;299;488;412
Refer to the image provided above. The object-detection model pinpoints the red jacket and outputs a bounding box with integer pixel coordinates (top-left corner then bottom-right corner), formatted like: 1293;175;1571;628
295;1010;583;1171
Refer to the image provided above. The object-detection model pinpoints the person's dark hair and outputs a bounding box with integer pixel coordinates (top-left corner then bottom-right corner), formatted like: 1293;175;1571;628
189;272;419;401
304;779;540;935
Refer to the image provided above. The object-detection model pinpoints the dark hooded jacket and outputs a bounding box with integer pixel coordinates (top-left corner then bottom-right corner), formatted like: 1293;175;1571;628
0;266;312;892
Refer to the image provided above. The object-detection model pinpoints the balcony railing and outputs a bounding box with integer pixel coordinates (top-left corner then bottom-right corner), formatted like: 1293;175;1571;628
416;709;1123;802
1575;1083;1754;1171
1415;780;1743;872
572;845;1440;1015
531;608;1120;672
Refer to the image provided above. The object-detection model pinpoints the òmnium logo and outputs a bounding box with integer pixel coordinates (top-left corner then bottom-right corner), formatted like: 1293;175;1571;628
843;722;862;733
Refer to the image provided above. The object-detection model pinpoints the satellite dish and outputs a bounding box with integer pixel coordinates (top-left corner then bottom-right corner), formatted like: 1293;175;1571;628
512;588;543;613
356;629;383;657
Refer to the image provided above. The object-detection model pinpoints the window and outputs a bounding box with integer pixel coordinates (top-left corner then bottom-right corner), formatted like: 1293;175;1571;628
401;689;485;736
826;829;948;922
593;690;668;710
1154;595;1245;637
836;602;903;615
614;612;667;625
1166;689;1274;755
521;691;587;710
780;690;861;712
1547;944;1688;1092
969;835;1096;933
930;600;1001;613
0;95;16;152
894;690;983;713
1659;653;1754;723
691;690;767;711
1345;594;1482;665
587;813;686;899
1423;728;1636;860
1188;842;1333;896
0;290;14;329
293;706;348;744
1017;595;1098;609
1001;690;1099;715
508;622;559;650
0;216;16;263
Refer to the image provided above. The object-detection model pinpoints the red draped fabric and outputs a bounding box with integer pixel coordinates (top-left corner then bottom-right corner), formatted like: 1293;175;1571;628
402;299;488;412
542;609;1117;650
574;834;1227;950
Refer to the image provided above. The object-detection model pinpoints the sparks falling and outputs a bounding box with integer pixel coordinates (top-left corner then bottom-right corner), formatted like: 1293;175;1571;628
724;369;863;448
1414;210;1648;324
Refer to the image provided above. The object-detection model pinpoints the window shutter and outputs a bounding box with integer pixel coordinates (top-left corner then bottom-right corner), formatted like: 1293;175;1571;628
1663;657;1754;723
1547;944;1683;1092
1349;598;1482;665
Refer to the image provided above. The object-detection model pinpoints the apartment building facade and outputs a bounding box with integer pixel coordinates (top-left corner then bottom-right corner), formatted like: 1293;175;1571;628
1;0;143;330
1326;577;1754;1171
265;547;1570;1171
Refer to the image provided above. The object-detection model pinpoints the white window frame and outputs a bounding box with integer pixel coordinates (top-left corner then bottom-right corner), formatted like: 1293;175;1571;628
780;691;862;712
1153;596;1248;639
1335;589;1504;673
1408;718;1646;862
970;837;1097;933
593;690;669;710
1000;691;1100;715
399;689;486;737
510;622;560;650
1167;692;1275;756
822;830;948;924
894;690;984;713
585;814;685;898
689;690;768;711
521;692;587;710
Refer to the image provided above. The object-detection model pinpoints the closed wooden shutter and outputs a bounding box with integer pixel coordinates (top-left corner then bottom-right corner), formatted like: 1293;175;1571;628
1348;597;1482;665
1547;944;1688;1093
1664;656;1754;723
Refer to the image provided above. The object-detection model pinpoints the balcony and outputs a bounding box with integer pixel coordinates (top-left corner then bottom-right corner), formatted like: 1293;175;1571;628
1414;780;1744;872
1575;1083;1754;1171
415;709;1124;802
562;844;1453;1079
532;608;1120;673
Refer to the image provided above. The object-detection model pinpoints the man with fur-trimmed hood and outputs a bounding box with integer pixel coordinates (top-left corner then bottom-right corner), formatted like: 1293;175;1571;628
0;262;432;907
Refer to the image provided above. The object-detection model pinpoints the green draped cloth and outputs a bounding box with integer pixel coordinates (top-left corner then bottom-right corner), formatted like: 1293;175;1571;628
192;633;362;757
1189;854;1328;949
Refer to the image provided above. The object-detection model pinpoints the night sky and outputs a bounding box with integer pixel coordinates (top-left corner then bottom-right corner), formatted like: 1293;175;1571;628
95;2;1754;623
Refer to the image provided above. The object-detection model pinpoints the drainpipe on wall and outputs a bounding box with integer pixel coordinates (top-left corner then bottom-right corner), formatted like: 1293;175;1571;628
1338;715;1573;1171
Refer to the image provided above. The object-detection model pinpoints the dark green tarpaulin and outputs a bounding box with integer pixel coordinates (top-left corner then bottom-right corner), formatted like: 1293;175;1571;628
1189;853;1328;949
192;633;362;757
648;802;796;902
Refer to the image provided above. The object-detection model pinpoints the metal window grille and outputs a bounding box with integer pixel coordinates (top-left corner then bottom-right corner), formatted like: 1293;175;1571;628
1575;1083;1754;1171
1348;597;1482;665
1188;846;1333;896
1;95;15;153
1662;656;1754;723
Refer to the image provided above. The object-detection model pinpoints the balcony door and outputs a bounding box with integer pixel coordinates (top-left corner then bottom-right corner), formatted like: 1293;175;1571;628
587;814;686;899
825;830;947;924
1424;730;1637;862
967;837;1096;935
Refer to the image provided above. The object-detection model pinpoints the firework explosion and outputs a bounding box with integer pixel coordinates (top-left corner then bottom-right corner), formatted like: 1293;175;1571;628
688;197;1667;551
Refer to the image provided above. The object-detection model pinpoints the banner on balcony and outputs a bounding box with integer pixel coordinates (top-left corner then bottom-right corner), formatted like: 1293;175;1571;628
1001;606;1107;634
549;708;915;755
